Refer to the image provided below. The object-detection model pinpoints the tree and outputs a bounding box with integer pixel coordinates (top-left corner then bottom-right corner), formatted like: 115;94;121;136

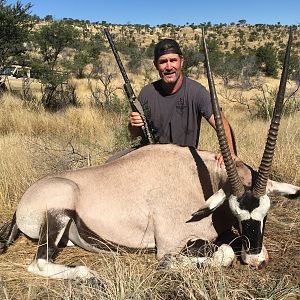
278;49;300;81
255;44;278;77
240;55;259;88
200;36;224;78
238;19;247;25
182;46;203;76
87;60;124;111
32;21;80;110
213;52;243;87
44;15;53;22
145;40;156;59
67;33;106;78
33;21;80;69
115;39;144;73
0;0;34;67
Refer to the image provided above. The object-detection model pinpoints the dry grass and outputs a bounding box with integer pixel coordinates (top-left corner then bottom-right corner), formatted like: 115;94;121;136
0;78;299;299
0;94;121;141
1;242;299;299
0;133;39;209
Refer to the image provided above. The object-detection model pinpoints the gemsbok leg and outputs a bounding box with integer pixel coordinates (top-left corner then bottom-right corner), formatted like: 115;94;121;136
0;213;19;253
27;210;97;280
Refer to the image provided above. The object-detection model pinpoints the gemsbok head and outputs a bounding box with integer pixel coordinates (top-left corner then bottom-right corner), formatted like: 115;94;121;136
194;27;295;268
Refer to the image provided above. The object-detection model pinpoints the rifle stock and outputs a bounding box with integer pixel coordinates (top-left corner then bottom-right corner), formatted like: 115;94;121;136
103;28;154;144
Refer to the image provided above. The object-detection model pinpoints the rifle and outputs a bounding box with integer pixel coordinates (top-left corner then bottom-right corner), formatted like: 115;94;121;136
103;28;154;145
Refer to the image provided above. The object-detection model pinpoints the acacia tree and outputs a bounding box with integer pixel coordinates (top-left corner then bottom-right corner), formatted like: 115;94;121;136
32;21;80;110
182;46;203;77
0;0;34;67
278;49;300;81
68;32;106;79
87;60;122;110
33;21;79;70
238;19;247;25
255;43;278;77
208;52;243;87
115;39;144;73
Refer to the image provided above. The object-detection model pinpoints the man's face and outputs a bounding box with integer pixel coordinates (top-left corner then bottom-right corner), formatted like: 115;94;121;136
154;53;184;84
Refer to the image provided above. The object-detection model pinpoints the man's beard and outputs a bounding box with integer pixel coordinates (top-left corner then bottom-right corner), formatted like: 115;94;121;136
161;71;180;84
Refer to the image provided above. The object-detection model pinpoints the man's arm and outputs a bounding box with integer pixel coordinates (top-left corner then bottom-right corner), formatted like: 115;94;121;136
208;112;238;166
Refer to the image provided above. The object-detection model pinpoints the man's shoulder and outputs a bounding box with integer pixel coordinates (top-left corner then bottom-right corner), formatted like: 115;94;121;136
185;77;207;91
141;81;158;92
184;77;209;99
139;80;161;96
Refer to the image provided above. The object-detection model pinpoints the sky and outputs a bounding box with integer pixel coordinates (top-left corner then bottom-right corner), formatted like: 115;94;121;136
6;0;300;26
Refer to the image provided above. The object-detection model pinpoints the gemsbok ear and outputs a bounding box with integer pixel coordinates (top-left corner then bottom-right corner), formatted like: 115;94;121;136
267;180;300;199
186;189;226;222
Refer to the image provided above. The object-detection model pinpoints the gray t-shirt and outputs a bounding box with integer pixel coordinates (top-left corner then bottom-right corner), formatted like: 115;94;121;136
138;77;213;148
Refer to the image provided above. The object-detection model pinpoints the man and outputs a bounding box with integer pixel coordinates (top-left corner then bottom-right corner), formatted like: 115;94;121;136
129;38;237;166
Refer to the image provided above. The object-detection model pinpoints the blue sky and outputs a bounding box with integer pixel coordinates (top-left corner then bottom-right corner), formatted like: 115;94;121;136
6;0;300;26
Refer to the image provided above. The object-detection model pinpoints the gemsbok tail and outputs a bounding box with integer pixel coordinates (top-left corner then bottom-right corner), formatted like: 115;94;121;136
0;212;20;254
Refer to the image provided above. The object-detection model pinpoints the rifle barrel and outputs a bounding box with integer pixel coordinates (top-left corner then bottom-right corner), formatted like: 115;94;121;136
103;28;130;85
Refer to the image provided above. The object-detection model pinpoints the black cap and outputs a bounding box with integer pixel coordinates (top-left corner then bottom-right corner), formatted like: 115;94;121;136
154;39;182;60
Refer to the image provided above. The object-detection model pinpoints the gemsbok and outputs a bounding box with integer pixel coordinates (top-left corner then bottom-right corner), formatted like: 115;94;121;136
0;29;299;280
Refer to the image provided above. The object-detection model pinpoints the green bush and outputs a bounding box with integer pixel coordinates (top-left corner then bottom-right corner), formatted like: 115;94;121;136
253;88;300;120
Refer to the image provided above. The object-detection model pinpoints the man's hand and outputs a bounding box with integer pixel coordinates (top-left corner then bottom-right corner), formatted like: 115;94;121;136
215;153;238;168
130;112;144;127
128;112;145;138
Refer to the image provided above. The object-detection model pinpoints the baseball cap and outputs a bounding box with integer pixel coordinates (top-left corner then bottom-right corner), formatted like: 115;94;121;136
154;39;182;60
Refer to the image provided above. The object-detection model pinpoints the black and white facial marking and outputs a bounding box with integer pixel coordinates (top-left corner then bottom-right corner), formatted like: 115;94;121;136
229;190;270;254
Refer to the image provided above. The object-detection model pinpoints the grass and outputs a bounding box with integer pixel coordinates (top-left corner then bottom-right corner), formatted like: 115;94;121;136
0;77;299;299
0;245;299;299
